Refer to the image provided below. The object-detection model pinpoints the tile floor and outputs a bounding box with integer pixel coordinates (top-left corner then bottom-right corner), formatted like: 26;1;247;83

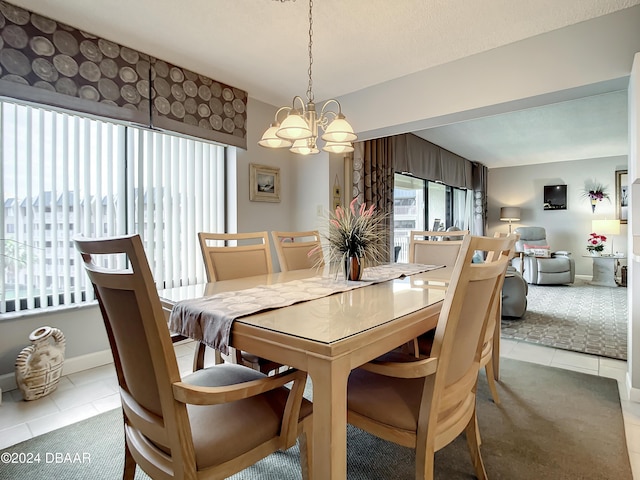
1;339;639;478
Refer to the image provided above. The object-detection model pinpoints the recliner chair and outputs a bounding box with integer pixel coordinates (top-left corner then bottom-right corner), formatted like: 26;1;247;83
511;226;575;285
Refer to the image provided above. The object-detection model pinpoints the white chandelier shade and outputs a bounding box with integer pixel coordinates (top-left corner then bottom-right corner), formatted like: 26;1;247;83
259;0;357;156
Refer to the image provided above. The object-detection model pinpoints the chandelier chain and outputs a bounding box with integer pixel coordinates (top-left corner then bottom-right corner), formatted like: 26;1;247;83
307;0;314;103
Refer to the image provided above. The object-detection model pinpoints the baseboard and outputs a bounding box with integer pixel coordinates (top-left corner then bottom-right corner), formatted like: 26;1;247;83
627;371;640;403
0;349;114;393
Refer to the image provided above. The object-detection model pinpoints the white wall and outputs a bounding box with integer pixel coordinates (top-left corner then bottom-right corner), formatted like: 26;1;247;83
628;53;640;398
488;156;628;276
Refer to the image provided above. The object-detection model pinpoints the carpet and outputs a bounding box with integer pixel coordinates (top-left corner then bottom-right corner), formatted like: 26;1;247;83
0;359;631;479
501;277;628;360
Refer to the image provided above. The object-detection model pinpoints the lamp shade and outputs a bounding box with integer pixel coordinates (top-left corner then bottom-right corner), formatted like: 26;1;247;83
258;124;293;148
591;219;621;235
500;207;521;221
321;115;357;142
276;112;312;140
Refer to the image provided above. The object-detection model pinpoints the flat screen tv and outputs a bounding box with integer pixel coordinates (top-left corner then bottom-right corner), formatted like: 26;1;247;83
544;185;567;210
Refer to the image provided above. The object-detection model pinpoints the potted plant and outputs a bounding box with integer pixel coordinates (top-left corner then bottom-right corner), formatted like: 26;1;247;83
586;232;607;256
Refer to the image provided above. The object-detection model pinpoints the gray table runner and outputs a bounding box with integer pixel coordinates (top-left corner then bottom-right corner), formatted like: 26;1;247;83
168;263;443;354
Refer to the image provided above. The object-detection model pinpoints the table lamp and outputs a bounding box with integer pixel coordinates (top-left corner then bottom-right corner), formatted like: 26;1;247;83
591;219;621;255
500;207;521;234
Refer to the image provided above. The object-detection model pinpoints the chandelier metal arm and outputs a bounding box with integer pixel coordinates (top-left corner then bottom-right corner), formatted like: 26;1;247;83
260;0;357;155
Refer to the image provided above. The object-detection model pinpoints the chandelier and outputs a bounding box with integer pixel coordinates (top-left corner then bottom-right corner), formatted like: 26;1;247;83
259;0;357;155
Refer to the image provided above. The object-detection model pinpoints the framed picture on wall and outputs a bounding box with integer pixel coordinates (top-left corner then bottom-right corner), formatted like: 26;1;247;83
616;170;628;224
543;185;567;210
250;163;281;202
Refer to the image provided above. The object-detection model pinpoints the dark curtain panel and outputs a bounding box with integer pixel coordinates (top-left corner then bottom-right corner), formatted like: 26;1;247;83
353;138;395;263
472;162;488;235
392;133;473;189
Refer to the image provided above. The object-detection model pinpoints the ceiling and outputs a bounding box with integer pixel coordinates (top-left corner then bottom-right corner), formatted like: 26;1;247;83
8;0;640;168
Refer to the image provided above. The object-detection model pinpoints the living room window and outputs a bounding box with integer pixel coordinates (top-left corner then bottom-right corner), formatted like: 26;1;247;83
393;173;469;262
1;99;225;314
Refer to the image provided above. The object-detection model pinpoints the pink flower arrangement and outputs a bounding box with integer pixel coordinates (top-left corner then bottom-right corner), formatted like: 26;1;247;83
313;197;388;266
586;232;607;253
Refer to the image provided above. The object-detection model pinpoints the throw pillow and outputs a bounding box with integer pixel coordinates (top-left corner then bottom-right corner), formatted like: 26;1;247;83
523;243;551;258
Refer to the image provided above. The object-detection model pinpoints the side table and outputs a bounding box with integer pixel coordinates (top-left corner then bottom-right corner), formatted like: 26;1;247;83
583;255;625;287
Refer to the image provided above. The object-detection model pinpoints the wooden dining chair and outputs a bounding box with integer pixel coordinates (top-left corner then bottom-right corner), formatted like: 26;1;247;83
478;232;520;405
271;230;324;272
197;231;282;374
405;229;471;355
408;229;470;272
346;234;515;480
74;234;312;480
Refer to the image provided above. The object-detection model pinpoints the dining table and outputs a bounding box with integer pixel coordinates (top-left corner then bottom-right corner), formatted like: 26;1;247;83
159;265;450;480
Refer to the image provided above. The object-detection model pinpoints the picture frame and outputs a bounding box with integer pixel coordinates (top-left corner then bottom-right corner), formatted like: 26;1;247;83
616;170;628;224
543;185;567;210
250;163;280;203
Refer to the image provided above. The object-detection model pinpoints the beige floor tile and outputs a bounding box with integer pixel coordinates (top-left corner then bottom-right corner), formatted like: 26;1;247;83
92;393;121;413
66;364;117;386
551;349;599;372
0;395;60;430
27;403;100;438
501;341;555;365
626;423;640;454
601;357;628;371
628;451;640;480
0;423;32;449
48;380;117;411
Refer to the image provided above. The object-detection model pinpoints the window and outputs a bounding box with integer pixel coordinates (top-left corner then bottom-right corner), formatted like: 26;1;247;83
393;173;470;262
1;100;226;313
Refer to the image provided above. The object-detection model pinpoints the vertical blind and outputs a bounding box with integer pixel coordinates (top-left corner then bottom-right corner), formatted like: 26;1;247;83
0;100;225;314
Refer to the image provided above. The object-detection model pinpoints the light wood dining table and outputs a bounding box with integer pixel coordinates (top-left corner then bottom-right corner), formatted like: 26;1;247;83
159;267;448;480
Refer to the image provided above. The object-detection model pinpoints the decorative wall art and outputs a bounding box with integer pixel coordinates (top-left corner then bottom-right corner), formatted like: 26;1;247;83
250;163;280;203
616;170;628;224
543;185;567;210
582;180;610;213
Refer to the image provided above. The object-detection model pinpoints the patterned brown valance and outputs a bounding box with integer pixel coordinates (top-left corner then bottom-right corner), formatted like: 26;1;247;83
0;1;247;149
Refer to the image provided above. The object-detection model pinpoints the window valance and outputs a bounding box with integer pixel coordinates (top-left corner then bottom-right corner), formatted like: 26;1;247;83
392;133;473;189
0;1;247;148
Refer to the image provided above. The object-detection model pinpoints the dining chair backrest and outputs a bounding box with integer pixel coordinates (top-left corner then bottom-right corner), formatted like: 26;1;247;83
431;234;514;396
75;234;313;480
198;231;273;282
409;229;470;269
272;230;324;272
346;234;516;479
74;234;194;477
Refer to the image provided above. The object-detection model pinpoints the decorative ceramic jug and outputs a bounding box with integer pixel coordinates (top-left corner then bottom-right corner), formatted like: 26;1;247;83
15;326;66;401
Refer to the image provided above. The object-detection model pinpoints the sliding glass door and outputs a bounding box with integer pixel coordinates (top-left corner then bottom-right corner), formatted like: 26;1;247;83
393;173;470;262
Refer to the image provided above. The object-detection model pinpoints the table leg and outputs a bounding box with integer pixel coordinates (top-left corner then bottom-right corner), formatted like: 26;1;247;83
307;355;351;480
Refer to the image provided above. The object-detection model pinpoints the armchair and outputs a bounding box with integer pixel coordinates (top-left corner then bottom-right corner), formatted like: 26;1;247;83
511;226;575;285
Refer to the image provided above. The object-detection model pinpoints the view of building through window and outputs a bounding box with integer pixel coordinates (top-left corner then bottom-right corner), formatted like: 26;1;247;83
1;100;225;313
393;173;469;262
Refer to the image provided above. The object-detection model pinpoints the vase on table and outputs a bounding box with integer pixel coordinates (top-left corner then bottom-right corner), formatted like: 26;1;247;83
589;250;601;257
15;326;66;401
344;255;363;281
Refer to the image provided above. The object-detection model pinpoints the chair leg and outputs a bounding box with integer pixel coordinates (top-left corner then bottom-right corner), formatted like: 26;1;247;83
484;360;501;405
123;438;136;480
465;410;488;480
299;422;313;480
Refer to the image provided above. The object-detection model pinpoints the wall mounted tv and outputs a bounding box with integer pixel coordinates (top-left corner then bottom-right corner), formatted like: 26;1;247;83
543;185;567;210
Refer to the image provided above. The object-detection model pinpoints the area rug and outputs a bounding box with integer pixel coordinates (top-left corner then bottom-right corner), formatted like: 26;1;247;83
501;277;628;360
0;359;631;479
